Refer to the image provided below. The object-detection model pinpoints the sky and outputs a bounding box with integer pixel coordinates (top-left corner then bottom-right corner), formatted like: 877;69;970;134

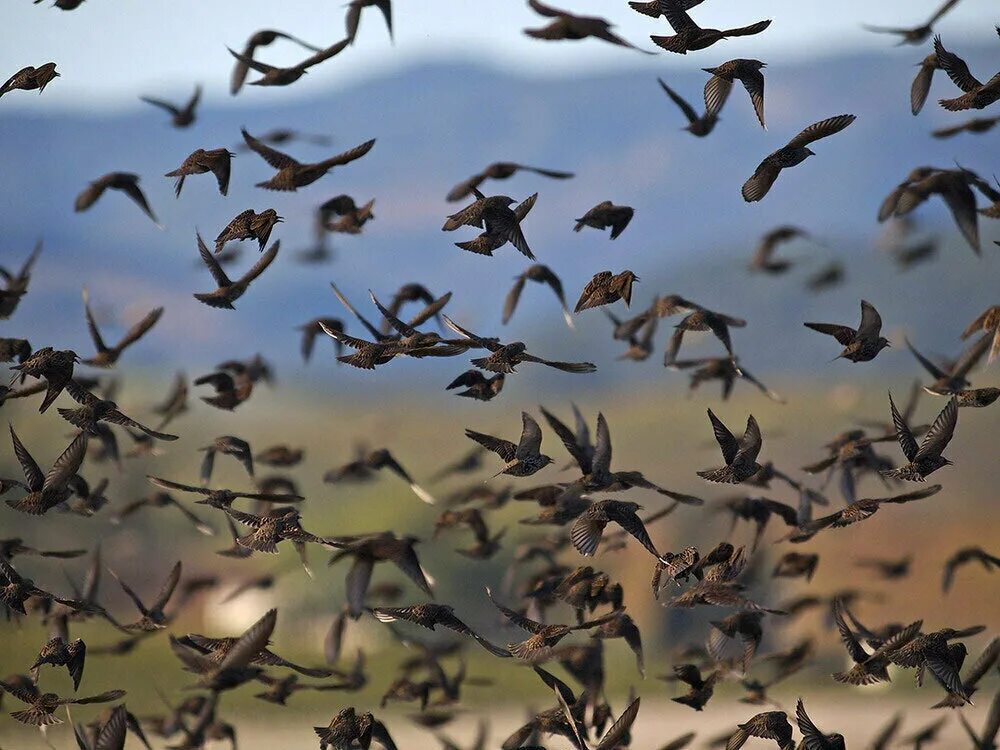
5;0;994;110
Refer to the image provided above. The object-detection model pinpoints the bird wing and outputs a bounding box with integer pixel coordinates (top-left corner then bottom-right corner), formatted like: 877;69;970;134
330;282;385;341
515;412;544;460
297;37;352;70
741;69;766;128
722;19;772;37
595;697;641;750
319;138;376;169
833;601;869;664
236;240;280;287
80;288;108;354
139;97;180;116
787;114;856;148
703;75;733;119
465;430;517;462
540;406;591;474
914;397;957;460
933;36;982;92
706;408;739;464
9;425;44;491
241;128;300;169
794;700;827;749
904;337;948;380
658;78;699;123
43;432;88;492
741;161;781;202
114;306;164;353
150;561;182;612
528;0;569;18
502;275;528;325
441;314;498;351
118;178;159;224
658;0;699;33
888;392;920;461
197;233;232;288
591;412;613;476
857;300;883;339
911;61;936;115
219;609;277;671
927;0;962;25
951;330;992;379
485;586;547;633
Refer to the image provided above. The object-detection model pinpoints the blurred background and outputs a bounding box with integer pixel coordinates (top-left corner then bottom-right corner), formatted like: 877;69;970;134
2;0;999;747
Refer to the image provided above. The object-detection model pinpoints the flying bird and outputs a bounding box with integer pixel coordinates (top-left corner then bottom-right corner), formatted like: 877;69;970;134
697;409;764;484
650;2;771;54
932;35;1000;111
466;412;552;478
242;128;376;191
574;271;639;313
346;0;393;43
702;59;767;129
229;30;323;94
881;393;958;481
657;78;718;136
446;162;573;203
444;190;537;259
215;208;283;253
0;63;59;98
75;173;161;227
165;148;234;197
524;0;655;54
193;233;280;310
863;0;962;45
574;201;634;240
140;85;201;128
804;300;890;363
503;264;574;329
80;287;163;367
227;38;352;88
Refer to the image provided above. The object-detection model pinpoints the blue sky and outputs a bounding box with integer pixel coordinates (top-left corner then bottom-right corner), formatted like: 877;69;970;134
5;0;993;110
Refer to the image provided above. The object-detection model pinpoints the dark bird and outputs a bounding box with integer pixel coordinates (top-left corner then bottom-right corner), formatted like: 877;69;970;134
194;234;279;310
627;0;705;18
697;409;764;484
227;38;352;88
853;555;912;580
299;318;344;362
0;538;84;561
443;315;597;374
140;85;201;128
575;271;639;312
80;288;163;367
193;365;254;410
831;603;923;686
650;2;771;54
0;678;124;726
907;333;992;395
912;54;940;115
74;173;161;227
942;547;1000;593
314;707;396;750
724;709;792;750
177;625;334;678
804;300;890;362
166;148;234;197
242;128;376;191
323;447;436;505
708;610;769;673
111;491;214;537
879;167;981;253
30;637;86;691
702;59;767;129
235;127;332;149
444;189;537;259
863;0;962;45
57;378;178;441
961;305;1000;364
570;499;660;558
8;346;78;412
504;264;573;329
447;162;573;203
574;201;634;240
663;664;718;711
742;115;856;202
319;195;376;234
371;604;510;657
170;609;276;692
931;636;1000;708
772;552;819;581
230;30;323;94
788;485;943;543
881;393;957;481
888;627;980;705
0;240;41;320
667;356;784;402
0;62;59;98
327;532;434;618
446;370;505;401
750;226;811;274
524;0;654;54
466;412;552;478
934;35;1000;110
657;77;718;136
926;386;1000;409
108;560;181;632
200;436;254;485
806;262;845;292
664;304;747;362
346;0;393;43
932;114;1000;137
3;426;87;515
796;699;846;749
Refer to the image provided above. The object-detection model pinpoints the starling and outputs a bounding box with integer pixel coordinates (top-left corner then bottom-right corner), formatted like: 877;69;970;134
772;552;819;581
932;114;1000;137
229;30;323;94
570;499;660;558
627;0;705;17
573;201;634;240
299;318;344;362
742;115;856;202
0;679;124;726
111;492;214;537
446;370;505;401
863;0;962;45
702;59;766;129
708;610;769;673
346;0;393;43
650;2;771;54
323;447;436;505
724;710;792;750
912;54;940;115
574;271;639;312
663;664;718;711
57;378;177;441
657;77;718;136
961;305;1000;364
0;241;41;320
444;190;537;259
749;226;810;274
165;148;234;197
925;386;1000;408
466;412;552;477
371;604;510;657
881;393;957;481
108;561;181;632
4;426;87;515
80;288;163;367
140;85;201;128
881;167;982;253
788;485;943;542
666;356;784;402
608;308;657;361
327;533;433;618
30;637;86;691
319;195;376;234
665;306;746;361
200;436;254;485
227;38;352;88
697;409;764;484
795;699;846;750
804;300;890;362
314;707;396;750
524;0;654;54
177;627;334;678
193;366;254;410
503;264;573;329
169;610;276;692
242;128;376;191
447;162;573;203
0;62;59;98
933;35;1000;110
74;173;161;227
443;315;596;374
942;547;1000;593
887;627;980;704
853;555;912;580
194;234;280;310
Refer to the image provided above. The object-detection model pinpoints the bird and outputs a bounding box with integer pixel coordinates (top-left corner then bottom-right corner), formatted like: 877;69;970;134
831;601;923;685
444;189;537;259
229;30;323;94
345;0;393;43
570;499;661;558
663;664;719;711
446;162;573;203
466;412;552;478
574;202;634;240
650;2;771;54
56;378;178;441
108;560;181;632
942;547;1000;592
657;78;718;136
170;609;277;692
742;115;856;201
961;305;1000;364
574;271;639;313
804;300;891;362
327;533;434;618
0;678;124;726
749;226;810;274
503;264;574;329
110;491;214;536
241;128;376;191
697;409;764;484
724;709;793;750
666;356;784;402
323;447;436;505
708;610;769;673
932;114;1000;137
3;426;87;515
933;36;1000;111
881;393;958;481
165;148;234;197
74;173;161;227
931;636;1000;708
140;85;201;127
702;59;767;129
912;54;941;115
193;233;280;310
80;287;163;367
446;370;505;401
8;347;79;412
227;38;352;88
665;305;747;362
0;63;59;98
863;0;962;45
788;485;943;543
318;195;376;234
30;637;86;690
879;167;982;253
0;241;41;320
314;707;396;750
370;604;510;657
524;0;654;54
795;699;846;749
199;436;254;485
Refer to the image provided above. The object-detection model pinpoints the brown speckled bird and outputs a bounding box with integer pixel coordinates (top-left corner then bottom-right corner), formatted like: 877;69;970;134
863;0;962;45
447;162;573;203
697;409;763;484
242;128;375;191
702;59;766;129
443;315;596;374
725;709;792;750
371;604;510;657
912;54;940;115
525;0;654;54
227;38;351;89
504;264;574;329
933;35;1000;111
319;195;376;234
570;499;660;558
805;300;890;363
166;148;234;197
57;378;178;441
444;190;537;259
650;2;770;54
229;30;323;94
215;209;282;253
0;679;123;726
0;63;59;98
30;637;86;691
0;241;41;320
664;305;747;361
108;560;181;632
466;412;552;478
446;370;505;401
574;201;634;240
742;115;856;202
796;699;846;750
314;707;396;750
80;287;163;367
657;78;719;136
75;172;161;227
574;271;638;313
881;393;957;481
9;347;78;413
194;234;279;310
140;85;201;128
